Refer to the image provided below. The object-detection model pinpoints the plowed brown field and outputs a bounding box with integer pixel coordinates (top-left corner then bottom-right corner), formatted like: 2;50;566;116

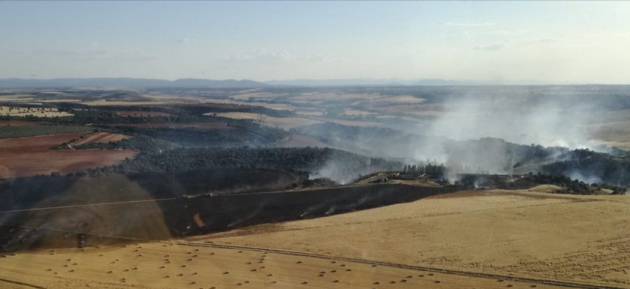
0;133;136;178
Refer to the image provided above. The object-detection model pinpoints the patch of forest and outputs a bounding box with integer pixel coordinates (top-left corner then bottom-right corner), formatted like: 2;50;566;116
113;147;401;176
0;146;401;210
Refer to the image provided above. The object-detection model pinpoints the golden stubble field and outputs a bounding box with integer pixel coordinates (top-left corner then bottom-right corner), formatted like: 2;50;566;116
0;239;570;289
2;189;630;289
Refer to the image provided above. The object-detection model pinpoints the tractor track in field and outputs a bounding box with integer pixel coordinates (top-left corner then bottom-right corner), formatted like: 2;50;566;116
0;277;47;289
179;241;628;289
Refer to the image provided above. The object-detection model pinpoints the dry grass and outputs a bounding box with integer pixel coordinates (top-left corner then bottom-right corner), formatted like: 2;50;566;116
212;112;321;129
201;190;630;288
67;132;129;146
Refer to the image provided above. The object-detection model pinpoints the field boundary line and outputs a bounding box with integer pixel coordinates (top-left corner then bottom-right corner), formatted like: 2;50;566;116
0;198;177;214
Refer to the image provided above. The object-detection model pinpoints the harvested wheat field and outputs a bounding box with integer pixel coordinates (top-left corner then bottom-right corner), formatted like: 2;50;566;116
211;112;321;129
0;237;570;289
2;189;629;289
0;133;136;178
198;190;630;288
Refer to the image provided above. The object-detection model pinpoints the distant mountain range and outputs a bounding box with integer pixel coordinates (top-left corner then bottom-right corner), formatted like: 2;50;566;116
266;78;472;87
0;77;480;89
0;78;267;89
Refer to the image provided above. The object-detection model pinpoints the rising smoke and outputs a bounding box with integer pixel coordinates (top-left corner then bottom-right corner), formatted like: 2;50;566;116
296;87;629;185
412;89;606;176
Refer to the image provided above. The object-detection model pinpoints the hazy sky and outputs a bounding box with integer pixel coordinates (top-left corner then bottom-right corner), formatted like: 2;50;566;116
1;1;629;83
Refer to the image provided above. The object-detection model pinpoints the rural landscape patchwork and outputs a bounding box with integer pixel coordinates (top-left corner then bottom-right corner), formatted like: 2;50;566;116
3;2;630;289
2;83;630;289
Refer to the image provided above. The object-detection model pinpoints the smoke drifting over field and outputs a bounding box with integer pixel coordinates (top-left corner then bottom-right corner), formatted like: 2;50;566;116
308;149;402;184
409;89;614;176
428;95;598;149
281;86;630;187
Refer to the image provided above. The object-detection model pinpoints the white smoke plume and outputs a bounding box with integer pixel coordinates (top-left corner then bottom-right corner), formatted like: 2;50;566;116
412;91;605;175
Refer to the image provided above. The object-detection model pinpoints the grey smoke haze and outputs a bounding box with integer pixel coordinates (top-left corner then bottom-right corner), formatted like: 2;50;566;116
434;95;596;146
310;154;401;184
298;92;606;180
410;92;605;175
567;170;603;185
231;85;630;184
310;160;359;185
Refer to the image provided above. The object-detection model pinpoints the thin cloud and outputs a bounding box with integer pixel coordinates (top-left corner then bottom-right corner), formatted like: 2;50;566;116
444;21;496;28
473;43;504;51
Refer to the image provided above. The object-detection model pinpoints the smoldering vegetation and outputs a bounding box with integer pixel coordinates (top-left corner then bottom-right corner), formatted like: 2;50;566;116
285;86;630;188
299;124;630;187
114;146;400;184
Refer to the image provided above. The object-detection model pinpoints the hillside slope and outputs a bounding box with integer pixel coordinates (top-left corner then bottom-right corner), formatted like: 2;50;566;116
3;189;630;289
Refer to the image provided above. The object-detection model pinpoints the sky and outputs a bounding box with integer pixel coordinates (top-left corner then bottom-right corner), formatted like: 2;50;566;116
1;1;629;83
